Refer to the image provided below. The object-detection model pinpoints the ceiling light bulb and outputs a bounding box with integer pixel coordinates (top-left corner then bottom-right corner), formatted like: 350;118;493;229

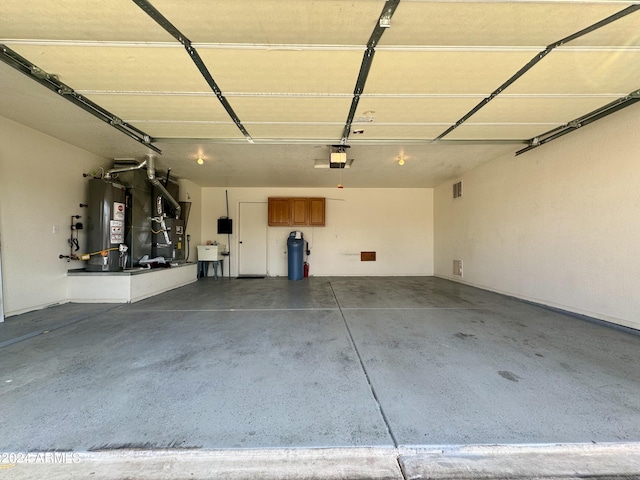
197;157;204;165
398;158;405;166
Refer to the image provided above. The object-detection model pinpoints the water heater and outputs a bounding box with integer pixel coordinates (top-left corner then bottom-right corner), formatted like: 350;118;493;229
85;179;126;272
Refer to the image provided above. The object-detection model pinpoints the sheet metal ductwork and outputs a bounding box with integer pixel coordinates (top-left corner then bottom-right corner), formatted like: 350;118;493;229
104;159;147;179
145;154;181;219
85;156;185;271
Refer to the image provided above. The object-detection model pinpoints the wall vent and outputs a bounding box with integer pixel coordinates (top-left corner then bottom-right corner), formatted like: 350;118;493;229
453;181;463;199
453;259;463;277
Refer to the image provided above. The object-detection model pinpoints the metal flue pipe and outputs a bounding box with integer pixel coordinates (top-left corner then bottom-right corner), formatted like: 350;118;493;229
104;159;147;179
146;154;181;219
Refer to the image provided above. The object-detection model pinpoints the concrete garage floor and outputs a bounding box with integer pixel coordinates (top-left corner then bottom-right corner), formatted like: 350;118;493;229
2;276;640;479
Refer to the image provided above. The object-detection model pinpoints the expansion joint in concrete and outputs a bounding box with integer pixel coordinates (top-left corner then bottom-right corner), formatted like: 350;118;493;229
329;281;399;448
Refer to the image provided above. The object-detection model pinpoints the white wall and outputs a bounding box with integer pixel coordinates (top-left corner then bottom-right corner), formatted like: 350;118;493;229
201;187;434;277
0;116;107;316
434;104;640;329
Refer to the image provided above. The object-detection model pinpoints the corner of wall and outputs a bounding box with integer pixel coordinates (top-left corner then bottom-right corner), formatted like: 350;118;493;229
433;105;640;327
0;116;107;316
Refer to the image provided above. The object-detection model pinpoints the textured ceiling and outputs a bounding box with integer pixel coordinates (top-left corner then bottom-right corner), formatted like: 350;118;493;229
1;0;639;187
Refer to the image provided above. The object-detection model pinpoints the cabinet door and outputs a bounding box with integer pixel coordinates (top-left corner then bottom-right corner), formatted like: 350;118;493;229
291;198;309;225
268;198;291;226
309;197;325;226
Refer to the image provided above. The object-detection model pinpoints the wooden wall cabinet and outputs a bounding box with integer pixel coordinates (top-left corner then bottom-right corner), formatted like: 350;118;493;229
291;198;309;225
268;198;292;226
268;197;325;226
308;197;325;226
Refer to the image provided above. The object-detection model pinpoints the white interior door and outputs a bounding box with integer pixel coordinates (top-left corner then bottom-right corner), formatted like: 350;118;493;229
238;202;268;276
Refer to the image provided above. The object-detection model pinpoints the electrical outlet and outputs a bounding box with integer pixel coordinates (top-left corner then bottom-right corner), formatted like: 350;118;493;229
52;225;60;234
